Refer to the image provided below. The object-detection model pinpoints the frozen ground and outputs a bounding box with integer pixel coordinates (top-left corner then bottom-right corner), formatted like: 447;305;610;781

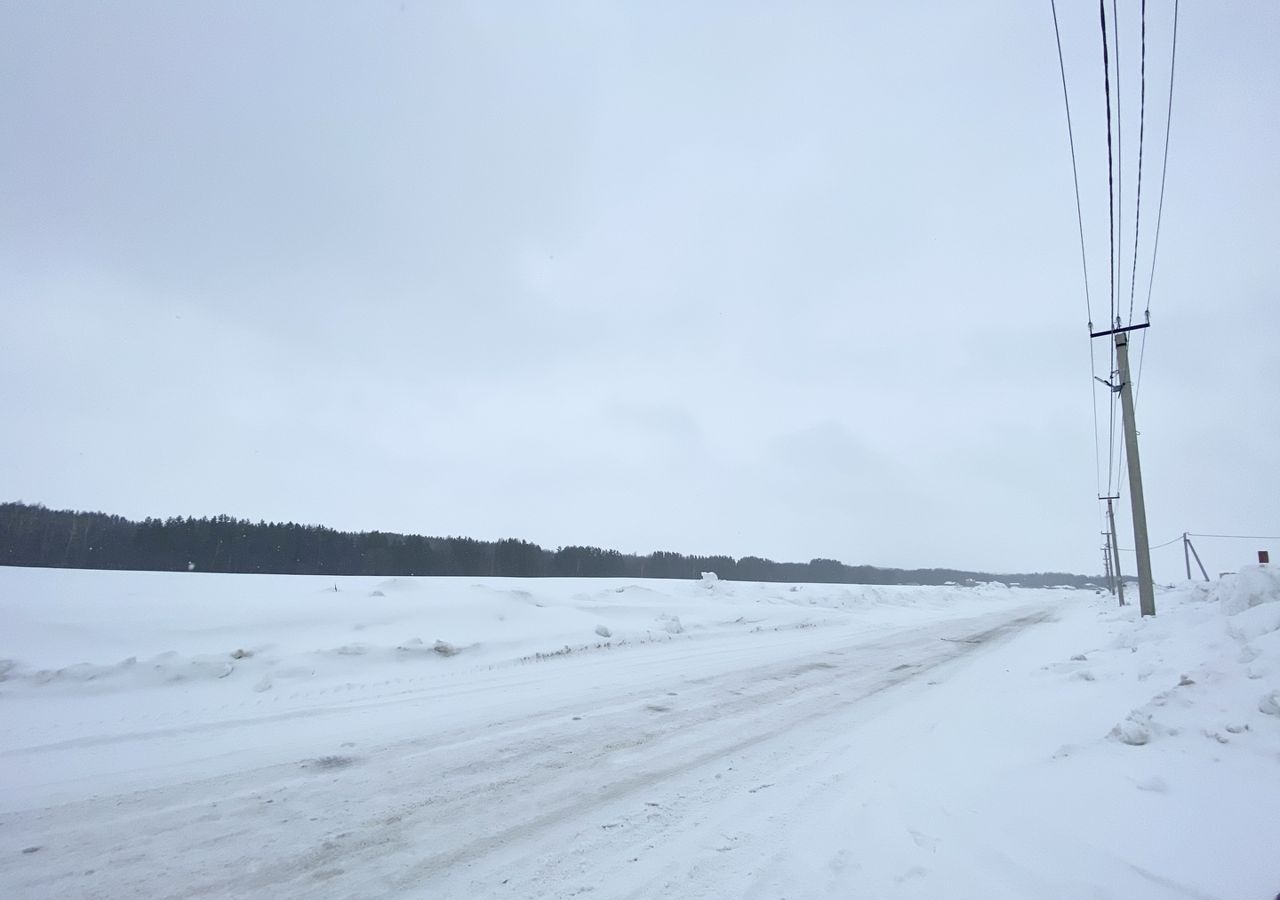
0;565;1276;899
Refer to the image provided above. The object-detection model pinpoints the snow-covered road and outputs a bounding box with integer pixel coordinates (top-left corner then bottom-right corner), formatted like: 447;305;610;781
2;597;1046;897
2;567;1277;898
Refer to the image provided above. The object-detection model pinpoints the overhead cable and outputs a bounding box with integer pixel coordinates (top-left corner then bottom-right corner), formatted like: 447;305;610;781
1050;0;1107;498
1143;0;1180;320
1049;0;1096;329
1127;0;1147;325
1100;0;1117;329
1118;534;1184;551
1110;0;1124;324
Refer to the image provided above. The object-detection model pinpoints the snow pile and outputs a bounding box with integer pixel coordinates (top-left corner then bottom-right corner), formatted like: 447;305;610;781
989;567;1280;898
720;573;1280;900
1090;565;1280;748
1214;562;1280;614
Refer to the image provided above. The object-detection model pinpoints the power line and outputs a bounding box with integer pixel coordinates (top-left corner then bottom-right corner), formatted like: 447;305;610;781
1049;0;1096;328
1134;326;1148;399
1088;347;1104;499
1127;0;1147;325
1110;0;1124;324
1099;0;1122;499
1132;2;1180;405
1100;0;1117;330
1118;534;1184;552
1106;378;1121;494
1050;0;1107;501
1107;336;1119;492
1143;0;1180;319
1119;533;1279;553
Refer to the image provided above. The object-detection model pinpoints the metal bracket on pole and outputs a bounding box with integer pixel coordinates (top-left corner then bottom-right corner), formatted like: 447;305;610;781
1091;322;1151;339
1090;311;1151;340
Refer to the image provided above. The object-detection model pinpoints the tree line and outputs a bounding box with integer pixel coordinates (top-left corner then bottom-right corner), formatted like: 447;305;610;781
0;502;1102;588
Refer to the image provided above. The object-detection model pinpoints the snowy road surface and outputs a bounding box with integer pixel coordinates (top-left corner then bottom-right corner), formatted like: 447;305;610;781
2;568;1277;898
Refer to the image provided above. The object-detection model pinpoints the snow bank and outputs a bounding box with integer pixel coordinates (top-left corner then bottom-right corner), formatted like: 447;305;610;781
1212;563;1280;615
1102;565;1280;740
0;567;1050;699
732;570;1280;900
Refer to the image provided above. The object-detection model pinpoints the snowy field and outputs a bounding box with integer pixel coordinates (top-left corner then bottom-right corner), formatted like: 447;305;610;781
1;565;1277;899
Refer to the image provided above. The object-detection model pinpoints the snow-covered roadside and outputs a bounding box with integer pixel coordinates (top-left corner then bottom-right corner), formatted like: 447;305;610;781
638;566;1280;900
0;566;1040;693
0;567;1050;810
0;565;1276;898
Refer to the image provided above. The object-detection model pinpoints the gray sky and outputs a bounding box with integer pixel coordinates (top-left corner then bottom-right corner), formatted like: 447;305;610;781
2;1;1276;579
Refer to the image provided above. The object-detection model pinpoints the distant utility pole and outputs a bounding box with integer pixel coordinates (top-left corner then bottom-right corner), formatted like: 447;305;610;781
1183;532;1209;582
1102;540;1113;595
1093;319;1156;616
1104;495;1125;607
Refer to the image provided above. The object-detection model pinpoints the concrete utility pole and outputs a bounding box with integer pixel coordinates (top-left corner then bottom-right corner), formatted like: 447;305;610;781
1106;496;1125;607
1114;331;1156;616
1102;540;1115;595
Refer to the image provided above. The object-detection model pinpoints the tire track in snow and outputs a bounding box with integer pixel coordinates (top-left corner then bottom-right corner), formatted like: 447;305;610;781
402;609;1054;897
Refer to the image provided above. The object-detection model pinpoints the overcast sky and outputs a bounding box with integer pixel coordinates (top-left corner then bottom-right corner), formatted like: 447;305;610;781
2;1;1276;579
